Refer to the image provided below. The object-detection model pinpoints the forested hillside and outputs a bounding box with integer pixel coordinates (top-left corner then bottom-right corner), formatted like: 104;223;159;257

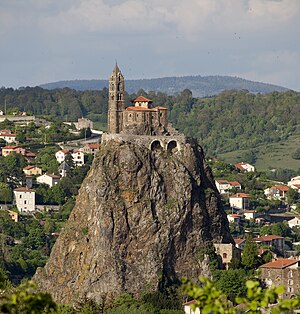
39;75;289;97
1;87;300;170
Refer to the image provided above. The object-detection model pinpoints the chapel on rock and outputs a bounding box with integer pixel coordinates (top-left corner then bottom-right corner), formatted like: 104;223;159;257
108;64;168;136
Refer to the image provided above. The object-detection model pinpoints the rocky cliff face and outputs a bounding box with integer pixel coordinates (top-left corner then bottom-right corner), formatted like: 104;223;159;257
34;137;232;307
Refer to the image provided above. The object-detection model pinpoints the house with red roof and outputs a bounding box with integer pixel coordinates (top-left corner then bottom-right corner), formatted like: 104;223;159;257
260;258;300;299
0;130;17;143
254;235;285;254
23;165;42;176
227;214;242;224
80;143;100;155
229;193;250;210
215;179;241;194
264;185;289;201
2;145;26;157
234;162;255;172
37;173;60;187
243;210;257;220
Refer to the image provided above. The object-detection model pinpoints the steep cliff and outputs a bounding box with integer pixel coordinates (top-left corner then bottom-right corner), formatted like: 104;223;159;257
34;137;232;306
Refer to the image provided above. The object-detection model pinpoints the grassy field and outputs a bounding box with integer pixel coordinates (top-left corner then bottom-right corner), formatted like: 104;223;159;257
218;133;300;172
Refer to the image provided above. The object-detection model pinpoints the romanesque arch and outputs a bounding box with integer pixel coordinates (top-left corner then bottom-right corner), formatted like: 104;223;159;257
150;140;163;151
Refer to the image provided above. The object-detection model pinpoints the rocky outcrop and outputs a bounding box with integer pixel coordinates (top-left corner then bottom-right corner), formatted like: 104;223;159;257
34;137;232;307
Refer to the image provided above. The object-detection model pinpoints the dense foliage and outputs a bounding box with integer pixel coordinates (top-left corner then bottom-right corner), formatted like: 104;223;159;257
2;87;300;160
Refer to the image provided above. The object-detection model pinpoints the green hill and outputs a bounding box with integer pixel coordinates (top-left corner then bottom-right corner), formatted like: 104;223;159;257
39;75;289;97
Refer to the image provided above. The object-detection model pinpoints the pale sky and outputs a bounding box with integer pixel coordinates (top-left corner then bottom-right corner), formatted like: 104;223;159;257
1;0;300;91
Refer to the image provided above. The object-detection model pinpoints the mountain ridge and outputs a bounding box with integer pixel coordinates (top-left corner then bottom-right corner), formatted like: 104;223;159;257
39;75;289;97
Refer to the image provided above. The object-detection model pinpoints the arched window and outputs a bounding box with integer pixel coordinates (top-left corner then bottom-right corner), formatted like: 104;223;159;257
167;140;178;153
150;140;163;151
223;253;227;259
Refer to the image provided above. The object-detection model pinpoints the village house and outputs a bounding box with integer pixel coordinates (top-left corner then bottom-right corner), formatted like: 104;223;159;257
288;216;300;228
254;235;285;255
215;179;241;194
55;149;85;166
260;258;300;299
0;130;17;143
229;193;250;210
23;165;42;176
37;173;60;187
2;145;26;156
234;162;255;172
14;187;36;213
288;176;300;187
243;210;257;220
214;243;241;269
58;161;70;178
227;214;242;224
264;185;289;201
80;143;100;155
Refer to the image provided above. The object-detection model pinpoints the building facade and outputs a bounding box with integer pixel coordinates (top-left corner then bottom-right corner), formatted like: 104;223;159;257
14;187;36;213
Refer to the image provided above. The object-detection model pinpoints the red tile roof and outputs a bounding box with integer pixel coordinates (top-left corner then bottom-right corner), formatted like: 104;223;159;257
183;300;196;306
3;145;20;149
254;235;284;242
87;143;99;149
14;187;35;192
23;165;35;170
229;181;241;186
131;96;153;103
228;214;242;218
234;238;245;245
125;106;156;112
260;258;299;269
272;185;289;192
230;193;250;198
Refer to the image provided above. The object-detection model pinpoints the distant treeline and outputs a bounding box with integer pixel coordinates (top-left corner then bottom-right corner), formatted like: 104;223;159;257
1;87;300;156
39;75;289;97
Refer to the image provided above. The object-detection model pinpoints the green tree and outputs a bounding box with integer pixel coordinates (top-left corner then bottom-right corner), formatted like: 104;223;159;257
183;276;300;314
214;269;248;301
0;281;56;313
241;237;260;270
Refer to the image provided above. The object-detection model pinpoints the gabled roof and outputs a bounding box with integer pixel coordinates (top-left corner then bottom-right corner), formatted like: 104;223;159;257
216;179;229;184
23;165;35;170
228;214;242;218
131;96;153;103
234;238;245;245
86;143;99;149
260;258;299;269
254;235;284;242
272;185;289;192
228;181;241;186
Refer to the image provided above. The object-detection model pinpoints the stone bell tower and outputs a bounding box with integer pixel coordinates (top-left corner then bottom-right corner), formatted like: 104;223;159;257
108;63;125;133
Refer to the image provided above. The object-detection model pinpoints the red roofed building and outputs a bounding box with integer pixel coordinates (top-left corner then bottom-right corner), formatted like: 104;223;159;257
234;162;255;172
0;130;17;143
2;145;26;156
215;179;241;194
264;185;289;201
80;143;100;155
23;165;42;176
254;235;285;254
229;193;251;210
260;258;300;299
